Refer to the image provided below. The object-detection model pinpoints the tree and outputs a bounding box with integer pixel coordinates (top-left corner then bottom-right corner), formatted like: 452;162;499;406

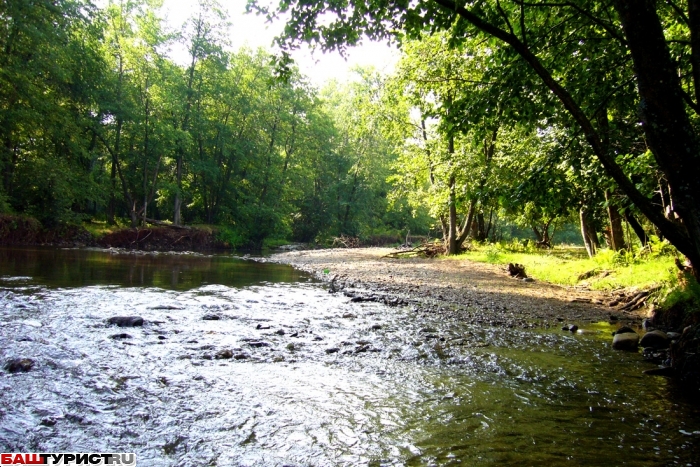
249;0;700;275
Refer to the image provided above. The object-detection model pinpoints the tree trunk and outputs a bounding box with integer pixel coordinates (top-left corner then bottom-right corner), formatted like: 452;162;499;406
613;0;700;277
447;174;458;254
623;209;648;246
605;190;626;251
173;155;182;226
580;208;596;258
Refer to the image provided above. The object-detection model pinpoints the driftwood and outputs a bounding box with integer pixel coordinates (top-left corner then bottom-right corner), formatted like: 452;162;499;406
384;241;445;259
332;235;361;248
607;286;662;312
507;263;527;278
144;218;192;230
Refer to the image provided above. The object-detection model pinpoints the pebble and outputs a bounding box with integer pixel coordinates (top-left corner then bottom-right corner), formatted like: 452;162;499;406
108;316;144;327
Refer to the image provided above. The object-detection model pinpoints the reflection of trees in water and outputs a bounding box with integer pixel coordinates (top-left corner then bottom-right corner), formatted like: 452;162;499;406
0;247;303;289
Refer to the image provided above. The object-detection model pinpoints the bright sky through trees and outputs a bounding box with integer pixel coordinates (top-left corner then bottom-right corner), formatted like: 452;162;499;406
159;0;399;86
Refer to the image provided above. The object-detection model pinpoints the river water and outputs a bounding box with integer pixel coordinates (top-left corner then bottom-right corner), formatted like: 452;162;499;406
0;247;698;466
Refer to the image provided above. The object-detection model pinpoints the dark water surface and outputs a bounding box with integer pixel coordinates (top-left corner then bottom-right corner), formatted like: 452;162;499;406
1;247;699;466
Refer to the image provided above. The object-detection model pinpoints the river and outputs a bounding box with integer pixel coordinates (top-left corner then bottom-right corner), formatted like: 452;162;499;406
0;247;698;466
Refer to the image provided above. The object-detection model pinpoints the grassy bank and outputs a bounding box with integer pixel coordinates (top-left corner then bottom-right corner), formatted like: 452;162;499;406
449;241;678;292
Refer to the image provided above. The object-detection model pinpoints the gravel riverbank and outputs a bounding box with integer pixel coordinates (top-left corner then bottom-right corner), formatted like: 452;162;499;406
270;248;643;330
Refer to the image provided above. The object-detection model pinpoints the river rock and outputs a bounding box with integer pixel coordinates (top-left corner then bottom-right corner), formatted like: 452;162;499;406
108;316;144;327
325;347;340;354
4;358;34;373
667;332;681;340
562;324;578;332
612;332;639;350
640;330;670;349
202;314;221;320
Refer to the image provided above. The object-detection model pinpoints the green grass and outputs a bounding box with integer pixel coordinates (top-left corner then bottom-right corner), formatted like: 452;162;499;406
449;243;677;291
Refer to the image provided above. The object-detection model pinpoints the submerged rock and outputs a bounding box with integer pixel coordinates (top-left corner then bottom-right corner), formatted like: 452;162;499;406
108;316;144;327
612;332;639;351
640;330;670;349
4;358;34;373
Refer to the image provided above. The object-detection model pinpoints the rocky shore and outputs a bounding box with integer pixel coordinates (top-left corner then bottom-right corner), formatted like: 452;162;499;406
270;248;632;328
271;248;700;389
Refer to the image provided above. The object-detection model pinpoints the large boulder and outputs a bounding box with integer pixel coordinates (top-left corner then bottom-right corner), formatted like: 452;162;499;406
640;330;670;349
612;332;639;351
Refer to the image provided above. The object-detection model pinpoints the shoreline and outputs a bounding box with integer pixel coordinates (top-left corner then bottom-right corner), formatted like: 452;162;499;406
270;247;644;330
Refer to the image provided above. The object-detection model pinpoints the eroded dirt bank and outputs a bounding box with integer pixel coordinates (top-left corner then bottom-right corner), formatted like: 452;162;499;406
270;248;641;329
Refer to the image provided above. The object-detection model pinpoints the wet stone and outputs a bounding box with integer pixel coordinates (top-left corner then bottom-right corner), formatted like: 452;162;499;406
233;353;249;360
371;324;382;330
612;332;639;351
615;326;636;335
342;313;356;318
562;324;578;332
256;324;271;330
325;347;340;354
4;358;34;373
158;335;167;340
110;333;132;340
275;329;285;336
108;316;144;327
313;336;323;341
202;314;221;320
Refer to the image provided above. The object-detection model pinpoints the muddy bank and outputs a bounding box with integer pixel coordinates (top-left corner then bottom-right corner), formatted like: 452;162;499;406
97;226;226;251
270;248;633;330
0;215;94;247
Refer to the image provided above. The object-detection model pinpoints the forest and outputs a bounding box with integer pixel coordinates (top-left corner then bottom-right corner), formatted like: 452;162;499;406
1;0;698;269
